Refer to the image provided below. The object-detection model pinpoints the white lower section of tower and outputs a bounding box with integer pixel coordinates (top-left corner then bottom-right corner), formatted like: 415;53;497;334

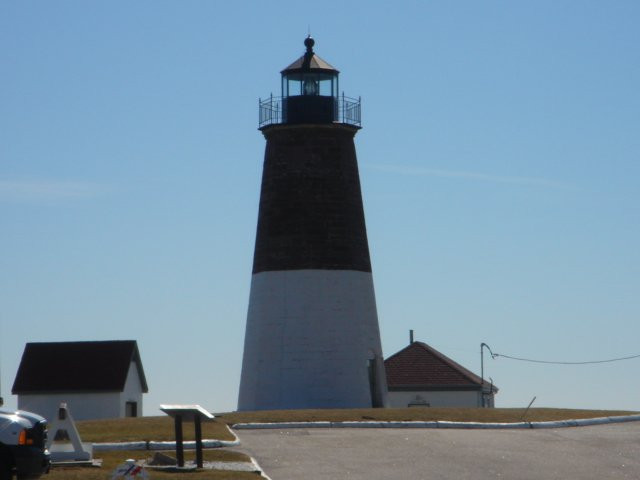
238;269;388;411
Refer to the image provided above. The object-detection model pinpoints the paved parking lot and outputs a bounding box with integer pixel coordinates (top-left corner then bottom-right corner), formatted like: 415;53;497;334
236;422;640;480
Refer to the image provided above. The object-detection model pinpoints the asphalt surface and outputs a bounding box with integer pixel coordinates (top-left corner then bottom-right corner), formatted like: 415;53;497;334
235;422;640;480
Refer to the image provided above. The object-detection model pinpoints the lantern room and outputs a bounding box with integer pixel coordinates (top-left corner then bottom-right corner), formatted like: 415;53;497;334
258;36;361;129
280;36;339;124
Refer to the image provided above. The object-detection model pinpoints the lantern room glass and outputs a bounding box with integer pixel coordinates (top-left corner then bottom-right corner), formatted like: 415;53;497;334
282;72;338;98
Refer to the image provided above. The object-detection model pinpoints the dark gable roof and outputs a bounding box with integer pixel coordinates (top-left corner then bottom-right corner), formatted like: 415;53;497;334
12;340;148;394
384;341;498;391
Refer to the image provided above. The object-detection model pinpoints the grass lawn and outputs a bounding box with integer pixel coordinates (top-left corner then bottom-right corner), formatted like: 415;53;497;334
76;408;639;445
77;416;236;443
49;449;259;480
73;419;249;478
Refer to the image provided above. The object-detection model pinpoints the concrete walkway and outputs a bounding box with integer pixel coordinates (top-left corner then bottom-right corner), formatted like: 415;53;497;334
235;421;640;480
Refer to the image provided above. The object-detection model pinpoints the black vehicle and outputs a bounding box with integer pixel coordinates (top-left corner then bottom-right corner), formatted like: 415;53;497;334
0;408;50;480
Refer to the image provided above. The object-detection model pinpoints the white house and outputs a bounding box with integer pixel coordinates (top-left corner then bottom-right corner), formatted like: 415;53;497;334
384;341;498;408
12;340;148;422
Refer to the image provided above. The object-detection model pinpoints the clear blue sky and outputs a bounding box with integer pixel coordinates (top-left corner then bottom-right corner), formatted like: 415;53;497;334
1;1;638;414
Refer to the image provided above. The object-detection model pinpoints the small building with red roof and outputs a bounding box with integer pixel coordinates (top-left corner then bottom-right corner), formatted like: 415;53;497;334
384;341;498;408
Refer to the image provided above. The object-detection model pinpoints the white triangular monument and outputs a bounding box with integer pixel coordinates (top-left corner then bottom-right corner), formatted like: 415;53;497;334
46;402;92;462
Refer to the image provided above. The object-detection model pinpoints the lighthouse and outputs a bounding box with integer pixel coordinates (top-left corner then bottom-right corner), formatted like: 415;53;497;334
238;37;388;410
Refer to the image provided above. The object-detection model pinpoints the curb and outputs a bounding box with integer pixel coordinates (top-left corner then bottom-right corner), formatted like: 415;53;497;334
231;414;640;431
249;456;274;480
93;424;240;451
93;438;240;451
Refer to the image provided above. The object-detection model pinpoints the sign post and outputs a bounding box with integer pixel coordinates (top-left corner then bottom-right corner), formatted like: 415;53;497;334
159;404;215;469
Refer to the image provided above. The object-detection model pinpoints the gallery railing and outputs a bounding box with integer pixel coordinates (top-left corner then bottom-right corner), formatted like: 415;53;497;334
259;94;361;128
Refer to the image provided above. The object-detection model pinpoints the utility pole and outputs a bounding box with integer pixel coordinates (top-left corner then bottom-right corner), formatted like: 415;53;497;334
480;343;494;408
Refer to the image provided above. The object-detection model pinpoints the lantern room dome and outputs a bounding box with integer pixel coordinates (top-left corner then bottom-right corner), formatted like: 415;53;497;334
281;35;339;75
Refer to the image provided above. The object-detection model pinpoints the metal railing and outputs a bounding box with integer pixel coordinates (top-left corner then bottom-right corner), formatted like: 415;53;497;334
259;94;283;127
340;94;361;126
258;93;361;128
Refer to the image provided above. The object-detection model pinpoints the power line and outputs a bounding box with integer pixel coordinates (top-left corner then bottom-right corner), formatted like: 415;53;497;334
491;352;640;365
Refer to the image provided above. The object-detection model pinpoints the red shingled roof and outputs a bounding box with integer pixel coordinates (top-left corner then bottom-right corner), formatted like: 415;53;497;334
384;341;497;391
12;340;148;394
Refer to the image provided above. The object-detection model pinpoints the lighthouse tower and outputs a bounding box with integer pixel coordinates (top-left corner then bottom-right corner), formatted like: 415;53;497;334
238;37;388;410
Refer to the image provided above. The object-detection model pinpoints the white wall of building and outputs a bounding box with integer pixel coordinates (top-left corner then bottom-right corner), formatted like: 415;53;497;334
120;361;143;417
17;362;144;421
387;390;485;408
18;392;122;423
239;269;387;410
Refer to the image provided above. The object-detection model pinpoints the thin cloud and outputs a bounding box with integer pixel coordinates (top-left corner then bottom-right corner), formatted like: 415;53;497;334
0;179;107;203
366;163;573;189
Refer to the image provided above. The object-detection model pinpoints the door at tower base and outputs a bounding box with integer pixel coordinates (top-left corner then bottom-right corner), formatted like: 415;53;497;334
238;269;387;411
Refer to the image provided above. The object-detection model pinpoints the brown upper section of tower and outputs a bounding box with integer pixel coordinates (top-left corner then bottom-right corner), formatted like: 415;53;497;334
252;123;372;274
252;37;371;273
